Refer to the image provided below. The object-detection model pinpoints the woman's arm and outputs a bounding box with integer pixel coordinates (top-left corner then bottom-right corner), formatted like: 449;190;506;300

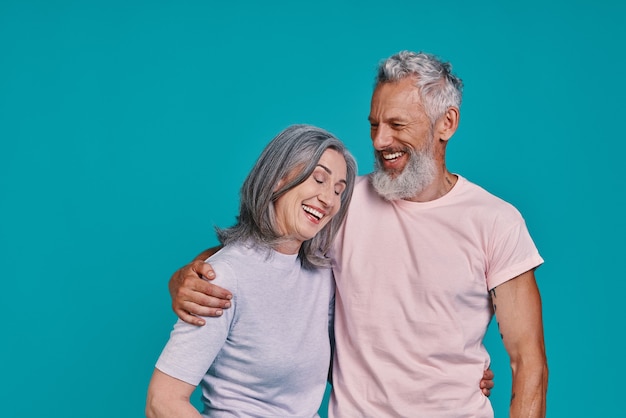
146;368;202;418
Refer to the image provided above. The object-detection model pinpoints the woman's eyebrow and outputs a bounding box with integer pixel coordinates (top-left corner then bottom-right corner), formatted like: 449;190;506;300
317;164;347;184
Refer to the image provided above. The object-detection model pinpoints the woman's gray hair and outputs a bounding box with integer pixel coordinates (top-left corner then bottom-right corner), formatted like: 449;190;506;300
217;124;357;269
376;50;463;124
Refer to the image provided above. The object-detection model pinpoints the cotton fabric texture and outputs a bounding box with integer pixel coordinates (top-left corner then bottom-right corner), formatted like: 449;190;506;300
156;243;335;417
329;175;543;417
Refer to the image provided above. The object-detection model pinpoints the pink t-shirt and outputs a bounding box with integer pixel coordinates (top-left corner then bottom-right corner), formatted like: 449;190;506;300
329;175;543;417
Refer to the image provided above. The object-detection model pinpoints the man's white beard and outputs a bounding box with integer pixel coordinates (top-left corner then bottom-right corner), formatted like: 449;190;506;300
371;146;436;201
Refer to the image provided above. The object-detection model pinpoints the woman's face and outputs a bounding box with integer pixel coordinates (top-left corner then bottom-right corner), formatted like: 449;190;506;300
273;148;348;255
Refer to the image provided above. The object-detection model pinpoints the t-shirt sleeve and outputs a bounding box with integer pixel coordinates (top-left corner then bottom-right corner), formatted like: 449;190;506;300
154;261;238;386
486;211;544;290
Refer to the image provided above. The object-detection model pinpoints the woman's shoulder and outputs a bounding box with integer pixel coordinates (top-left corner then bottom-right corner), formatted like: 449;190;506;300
205;243;272;287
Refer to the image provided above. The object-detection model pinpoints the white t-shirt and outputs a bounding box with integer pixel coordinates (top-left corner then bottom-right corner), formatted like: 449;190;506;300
156;243;335;417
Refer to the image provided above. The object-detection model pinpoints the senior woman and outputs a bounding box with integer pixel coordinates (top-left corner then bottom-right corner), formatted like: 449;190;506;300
146;124;357;417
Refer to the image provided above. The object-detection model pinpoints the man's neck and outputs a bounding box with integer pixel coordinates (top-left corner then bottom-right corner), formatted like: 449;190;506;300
402;169;458;203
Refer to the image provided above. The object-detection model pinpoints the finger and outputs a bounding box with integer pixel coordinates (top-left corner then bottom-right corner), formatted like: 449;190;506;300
180;301;225;318
177;282;230;308
179;270;231;301
192;260;216;280
482;388;491;397
480;379;495;389
193;278;233;301
173;307;207;326
180;288;231;309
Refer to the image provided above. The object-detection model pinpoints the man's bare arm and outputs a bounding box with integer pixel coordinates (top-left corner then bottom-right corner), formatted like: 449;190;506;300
491;269;548;417
169;246;232;326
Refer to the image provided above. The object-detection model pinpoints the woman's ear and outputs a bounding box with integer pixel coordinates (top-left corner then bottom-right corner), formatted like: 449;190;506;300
274;176;289;195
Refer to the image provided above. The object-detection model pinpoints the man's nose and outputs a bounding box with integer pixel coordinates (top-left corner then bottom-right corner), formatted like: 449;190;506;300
372;125;393;150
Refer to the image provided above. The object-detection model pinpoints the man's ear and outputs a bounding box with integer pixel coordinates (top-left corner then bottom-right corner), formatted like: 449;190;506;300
437;106;459;142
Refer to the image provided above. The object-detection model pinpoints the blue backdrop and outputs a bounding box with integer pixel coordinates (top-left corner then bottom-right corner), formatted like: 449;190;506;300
1;1;623;416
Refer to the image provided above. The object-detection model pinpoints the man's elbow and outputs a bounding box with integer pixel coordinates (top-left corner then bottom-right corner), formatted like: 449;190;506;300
512;344;546;365
511;349;549;388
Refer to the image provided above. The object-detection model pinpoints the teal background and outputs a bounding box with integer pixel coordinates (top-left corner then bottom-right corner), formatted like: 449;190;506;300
1;1;623;416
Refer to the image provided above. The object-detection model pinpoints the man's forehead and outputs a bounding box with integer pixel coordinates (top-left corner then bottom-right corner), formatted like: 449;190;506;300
368;106;414;121
372;81;421;105
370;85;423;118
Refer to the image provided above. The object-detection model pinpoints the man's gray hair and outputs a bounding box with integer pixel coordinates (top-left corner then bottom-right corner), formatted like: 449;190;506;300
376;50;463;124
217;124;357;269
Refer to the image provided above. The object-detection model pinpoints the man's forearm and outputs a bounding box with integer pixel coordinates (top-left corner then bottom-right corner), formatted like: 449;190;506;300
509;356;548;417
490;271;548;417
